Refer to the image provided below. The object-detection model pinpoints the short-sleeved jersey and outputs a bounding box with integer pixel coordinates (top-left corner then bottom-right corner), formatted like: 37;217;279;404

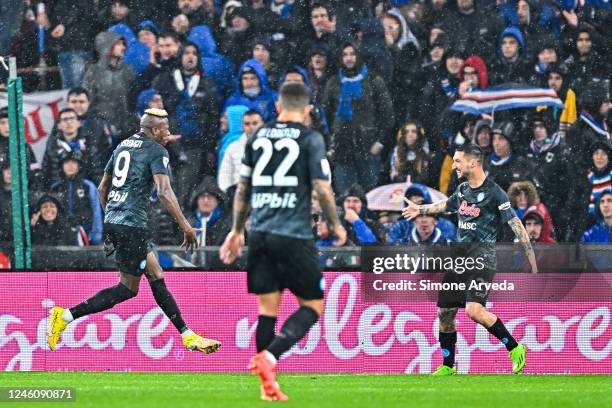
240;121;330;239
445;177;516;243
445;177;516;265
103;132;170;228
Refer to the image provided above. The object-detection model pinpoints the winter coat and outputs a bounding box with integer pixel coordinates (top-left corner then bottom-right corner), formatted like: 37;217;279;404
187;178;232;246
224;59;278;122
523;205;556;243
50;175;103;245
488;27;530;85
49;0;96;52
41;127;89;189
485;153;535;192
81;31;135;139
152;42;219;152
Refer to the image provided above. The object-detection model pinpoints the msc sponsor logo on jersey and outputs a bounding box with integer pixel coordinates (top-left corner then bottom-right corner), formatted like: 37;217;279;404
459;220;477;230
458;200;481;217
251;192;297;209
120;139;143;148
108;190;129;203
498;202;511;211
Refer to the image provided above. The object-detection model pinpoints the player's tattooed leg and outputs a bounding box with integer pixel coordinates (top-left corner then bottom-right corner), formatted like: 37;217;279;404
438;307;458;332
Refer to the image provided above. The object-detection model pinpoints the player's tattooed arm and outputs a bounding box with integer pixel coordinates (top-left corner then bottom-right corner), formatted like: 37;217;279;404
232;180;251;234
97;173;112;212
508;216;539;273
402;198;448;220
312;179;347;245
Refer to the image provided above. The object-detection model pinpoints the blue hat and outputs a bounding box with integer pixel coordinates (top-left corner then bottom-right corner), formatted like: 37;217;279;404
391;0;413;6
554;0;578;10
137;20;160;36
137;89;160;117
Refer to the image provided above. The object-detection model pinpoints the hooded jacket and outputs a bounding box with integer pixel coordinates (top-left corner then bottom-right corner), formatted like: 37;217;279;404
187;177;232;246
217;104;250;179
152;41;219;151
459;56;489;89
581;191;612;243
224;59;278;122
523;205;556;243
340;184;386;245
81;31;135;138
489;27;530;85
31;195;80;246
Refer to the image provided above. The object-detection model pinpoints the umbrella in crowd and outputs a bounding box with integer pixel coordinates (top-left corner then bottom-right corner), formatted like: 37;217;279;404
366;177;447;212
450;84;564;116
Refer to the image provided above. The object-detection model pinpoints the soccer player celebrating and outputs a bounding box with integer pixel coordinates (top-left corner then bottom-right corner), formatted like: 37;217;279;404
403;144;537;375
47;108;220;355
220;83;347;401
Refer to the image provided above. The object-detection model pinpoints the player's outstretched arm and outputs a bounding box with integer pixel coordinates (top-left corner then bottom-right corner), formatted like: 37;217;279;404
97;173;112;212
220;180;250;264
153;173;198;250
508;216;538;273
402;198;448;220
312;179;347;246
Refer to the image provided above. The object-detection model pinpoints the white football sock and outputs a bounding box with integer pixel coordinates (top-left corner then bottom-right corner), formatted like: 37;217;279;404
61;309;74;323
181;329;195;338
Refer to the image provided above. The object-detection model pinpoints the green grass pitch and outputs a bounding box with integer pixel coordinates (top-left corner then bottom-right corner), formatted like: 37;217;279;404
1;372;611;408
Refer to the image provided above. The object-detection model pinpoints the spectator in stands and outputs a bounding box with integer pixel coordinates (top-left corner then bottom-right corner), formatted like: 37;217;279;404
66;87;112;184
219;6;257;66
187;177;232;246
439;0;502;60
508;181;553;224
30;194;81;246
82;31;135;141
524;112;570;227
153;41;219;203
50;0;97;88
324;43;393;194
523;207;557;244
489;27;529;85
383;9;422;124
586;141;612;217
307;44;331;105
388;184;457;244
42;108;89;188
389;121;434;185
171;0;217;35
566;81;611;169
136;89;164;119
300;2;345;71
529;37;559;87
407;213;454;246
218;109;263;192
581;190;612;243
486;120;533;191
420;46;465;137
458;56;488;96
340;184;386;245
542;62;577;136
50;151;103;245
141;31;182;90
97;0;135;31
564;27;608;94
217;105;249;181
0;107;39;182
224;59;278;122
472;118;493;155
251;36;282;90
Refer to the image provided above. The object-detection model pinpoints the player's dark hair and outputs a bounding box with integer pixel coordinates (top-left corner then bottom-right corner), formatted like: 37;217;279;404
279;82;310;112
67;86;89;100
456;143;483;163
58;108;78;119
0;107;8;119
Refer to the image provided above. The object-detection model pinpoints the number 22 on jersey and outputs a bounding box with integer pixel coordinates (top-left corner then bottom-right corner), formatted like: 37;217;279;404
252;138;299;187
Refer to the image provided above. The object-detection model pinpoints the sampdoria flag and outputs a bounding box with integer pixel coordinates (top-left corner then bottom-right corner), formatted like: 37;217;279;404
451;84;564;116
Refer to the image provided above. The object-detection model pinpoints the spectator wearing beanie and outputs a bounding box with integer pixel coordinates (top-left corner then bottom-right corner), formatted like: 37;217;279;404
564;27;608;94
250;36;283;91
586;141;612;216
524;112;571;227
50;151;103;245
307;44;332;106
581;190;612;243
528;35;559;87
389;121;434;185
485;120;534;192
219;6;257;66
30;194;81;246
340;184;386;245
472;118;493;155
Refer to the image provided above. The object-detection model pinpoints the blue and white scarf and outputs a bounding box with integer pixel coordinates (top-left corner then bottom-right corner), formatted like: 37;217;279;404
581;111;610;140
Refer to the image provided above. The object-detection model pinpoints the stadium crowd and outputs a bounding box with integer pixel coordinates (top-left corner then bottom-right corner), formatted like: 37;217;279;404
0;0;611;253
